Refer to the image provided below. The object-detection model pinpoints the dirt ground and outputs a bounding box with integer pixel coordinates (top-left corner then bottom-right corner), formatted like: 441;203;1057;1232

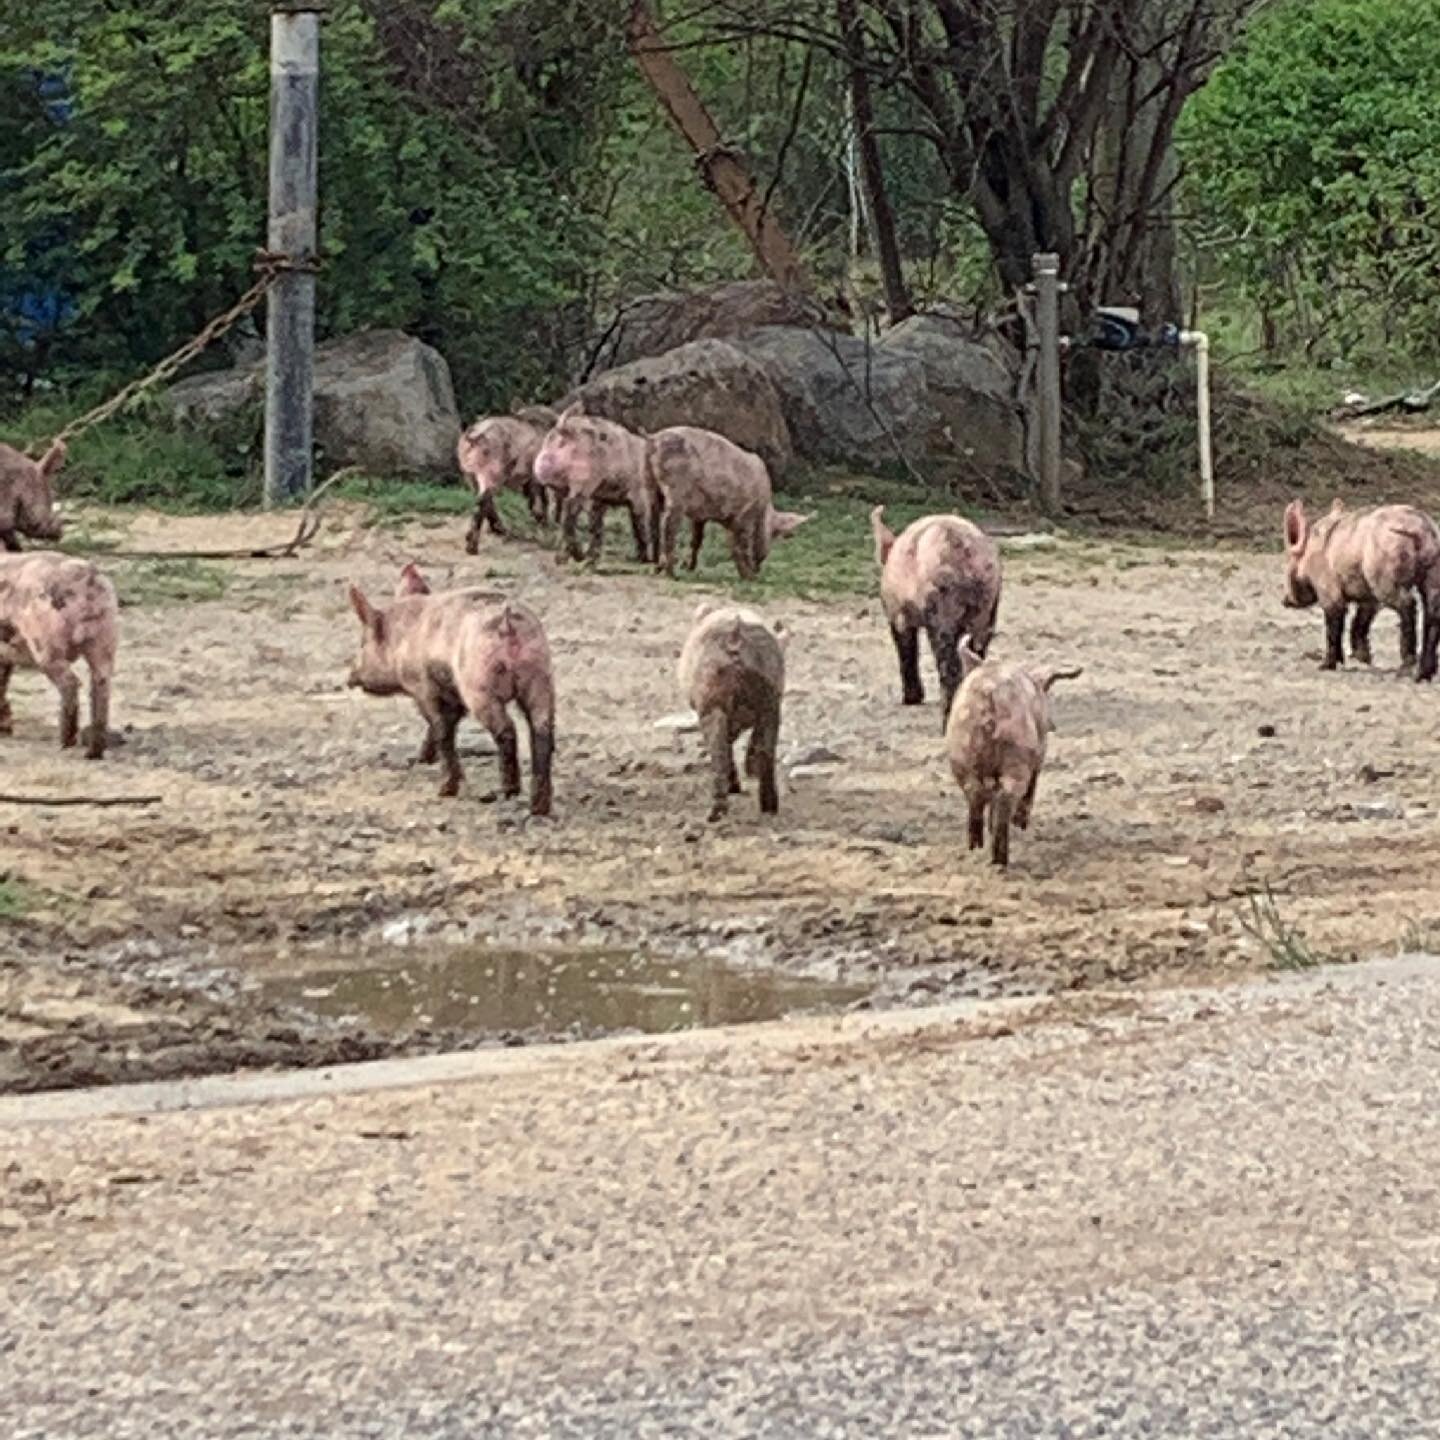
7;476;1440;1094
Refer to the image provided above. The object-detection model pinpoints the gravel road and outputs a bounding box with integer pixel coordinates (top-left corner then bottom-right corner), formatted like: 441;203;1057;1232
6;956;1440;1437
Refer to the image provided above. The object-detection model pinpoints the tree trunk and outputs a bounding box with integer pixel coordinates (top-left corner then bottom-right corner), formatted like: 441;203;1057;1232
626;0;813;299
836;0;912;323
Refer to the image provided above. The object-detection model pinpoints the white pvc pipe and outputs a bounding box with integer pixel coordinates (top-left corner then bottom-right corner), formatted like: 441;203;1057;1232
1180;330;1213;520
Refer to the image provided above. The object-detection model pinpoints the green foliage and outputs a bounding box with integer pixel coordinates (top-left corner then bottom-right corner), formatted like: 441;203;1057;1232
1236;880;1325;972
117;558;230;606
1;0;629;412
0;876;33;920
1182;0;1440;364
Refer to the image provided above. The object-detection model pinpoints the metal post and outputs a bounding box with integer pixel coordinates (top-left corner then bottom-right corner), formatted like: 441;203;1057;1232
264;3;323;506
1032;253;1062;514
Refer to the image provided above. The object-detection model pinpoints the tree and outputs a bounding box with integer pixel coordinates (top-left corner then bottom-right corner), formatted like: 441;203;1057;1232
696;0;1267;321
1181;0;1440;361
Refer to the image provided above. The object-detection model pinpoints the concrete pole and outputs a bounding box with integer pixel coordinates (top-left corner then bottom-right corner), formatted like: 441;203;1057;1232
1032;253;1062;514
264;4;323;506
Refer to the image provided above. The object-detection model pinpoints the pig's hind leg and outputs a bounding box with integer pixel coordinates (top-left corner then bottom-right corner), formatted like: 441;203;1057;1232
926;623;963;730
1396;596;1419;671
1349;600;1378;666
745;709;780;815
989;790;1015;868
687;521;706;571
0;662;12;735
475;697;522;800
700;709;734;822
890;625;923;706
1015;771;1038;831
82;644;114;760
519;685;555;817
1322;606;1346;670
413;700;439;765
42;659;80;749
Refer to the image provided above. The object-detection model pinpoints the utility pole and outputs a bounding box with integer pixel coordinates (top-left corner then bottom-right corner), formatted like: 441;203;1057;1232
264;3;323;506
1031;253;1063;514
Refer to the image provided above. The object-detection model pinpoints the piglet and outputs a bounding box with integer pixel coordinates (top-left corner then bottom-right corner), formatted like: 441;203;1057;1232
0;440;66;551
347;564;555;815
532;404;658;564
677;603;786;822
945;645;1081;868
647;426;809;580
0;551;118;759
872;506;1002;728
456;413;554;552
1282;498;1440;680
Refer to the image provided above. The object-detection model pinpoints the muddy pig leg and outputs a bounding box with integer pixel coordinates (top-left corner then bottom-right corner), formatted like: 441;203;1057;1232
476;698;521;799
966;792;985;852
687;521;706;571
927;623;963;730
1349;600;1377;666
413;700;439;765
658;504;681;578
84;655;112;761
526;482;548;526
586;501;608;565
628;497;654;564
1418;597;1440;683
1321;605;1345;670
746;708;780;815
891;625;923;706
431;701;464;797
0;531;19;553
989;790;1015;869
1015;771;1038;831
700;708;733;822
1398;596;1418;671
44;660;80;749
465;504;484;555
481;492;507;537
0;662;12;735
523;704;554;817
560;495;587;562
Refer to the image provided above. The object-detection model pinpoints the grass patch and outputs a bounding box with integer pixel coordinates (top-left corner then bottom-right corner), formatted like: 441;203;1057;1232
117;558;230;607
1236;881;1326;971
338;473;474;520
0;876;34;920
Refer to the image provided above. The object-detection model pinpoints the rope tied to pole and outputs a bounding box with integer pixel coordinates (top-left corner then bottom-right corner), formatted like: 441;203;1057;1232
32;248;321;457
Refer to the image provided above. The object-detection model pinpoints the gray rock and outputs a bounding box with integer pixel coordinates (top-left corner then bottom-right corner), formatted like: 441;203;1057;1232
877;314;1024;471
563;340;793;477
587;280;832;374
729;326;930;468
167;328;461;476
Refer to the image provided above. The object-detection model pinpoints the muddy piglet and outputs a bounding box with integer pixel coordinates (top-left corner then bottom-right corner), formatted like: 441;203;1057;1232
347;565;555;815
647;426;809;580
945;645;1081;868
532;404;658;565
677;603;786;822
0;440;66;551
0;551;119;758
872;506;1001;728
1282;498;1440;680
456;413;554;553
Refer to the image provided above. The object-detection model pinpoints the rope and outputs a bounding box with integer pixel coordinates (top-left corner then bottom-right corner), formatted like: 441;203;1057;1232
34;249;319;455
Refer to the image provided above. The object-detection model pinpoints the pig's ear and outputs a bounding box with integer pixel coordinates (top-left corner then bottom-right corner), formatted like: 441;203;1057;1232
1036;665;1083;692
396;562;430;597
556;401;584;425
769;510;810;540
692;600;718;623
871;505;896;565
1329;497;1346;517
1283;499;1308;554
38;440;67;477
348;583;380;633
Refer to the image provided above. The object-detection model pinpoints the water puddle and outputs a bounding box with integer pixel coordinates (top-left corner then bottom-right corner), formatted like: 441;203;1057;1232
260;945;870;1039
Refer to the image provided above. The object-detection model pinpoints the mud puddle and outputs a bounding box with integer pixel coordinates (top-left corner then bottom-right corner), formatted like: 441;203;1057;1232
259;944;871;1039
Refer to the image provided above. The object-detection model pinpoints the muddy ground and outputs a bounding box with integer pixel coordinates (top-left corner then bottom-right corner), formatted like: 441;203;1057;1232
6;474;1440;1093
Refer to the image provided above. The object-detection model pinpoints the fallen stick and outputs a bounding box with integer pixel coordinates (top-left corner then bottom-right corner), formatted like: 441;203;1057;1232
0;792;162;808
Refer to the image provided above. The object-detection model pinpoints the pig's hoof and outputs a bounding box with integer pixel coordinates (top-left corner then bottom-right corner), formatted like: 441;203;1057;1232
902;691;924;706
438;779;461;798
0;720;12;737
464;537;480;556
707;805;727;823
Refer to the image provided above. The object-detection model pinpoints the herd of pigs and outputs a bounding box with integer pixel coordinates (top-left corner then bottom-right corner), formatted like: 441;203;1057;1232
4;405;1440;868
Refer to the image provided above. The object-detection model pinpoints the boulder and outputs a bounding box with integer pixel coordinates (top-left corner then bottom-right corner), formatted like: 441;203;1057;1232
587;280;830;375
563;339;793;477
877;314;1024;471
166;329;461;476
728;327;930;468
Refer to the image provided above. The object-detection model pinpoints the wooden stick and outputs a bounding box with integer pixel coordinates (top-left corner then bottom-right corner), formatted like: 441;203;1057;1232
0;793;162;808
